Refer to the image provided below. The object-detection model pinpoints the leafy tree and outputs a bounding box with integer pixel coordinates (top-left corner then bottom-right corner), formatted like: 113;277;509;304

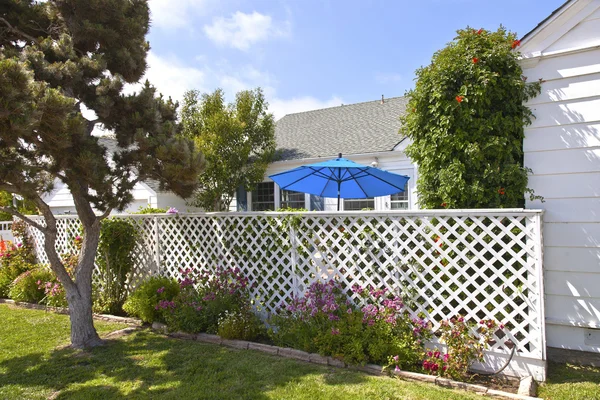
0;0;204;347
401;27;542;209
0;191;37;221
181;88;276;211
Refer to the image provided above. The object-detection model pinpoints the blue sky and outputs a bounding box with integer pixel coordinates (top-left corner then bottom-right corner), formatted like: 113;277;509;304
143;0;566;119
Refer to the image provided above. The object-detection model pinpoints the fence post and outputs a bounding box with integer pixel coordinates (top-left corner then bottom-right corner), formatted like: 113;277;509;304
154;216;161;275
288;221;300;297
533;212;547;371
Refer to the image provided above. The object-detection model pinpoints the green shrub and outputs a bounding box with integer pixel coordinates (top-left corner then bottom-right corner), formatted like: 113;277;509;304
160;267;254;334
8;267;54;303
123;276;179;323
95;218;138;315
0;245;36;297
270;280;431;367
132;205;167;214
218;307;265;340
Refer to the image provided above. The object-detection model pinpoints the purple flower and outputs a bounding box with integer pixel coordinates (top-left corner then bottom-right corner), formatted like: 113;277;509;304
157;287;165;294
331;328;340;335
395;365;401;372
166;207;179;214
393;355;399;362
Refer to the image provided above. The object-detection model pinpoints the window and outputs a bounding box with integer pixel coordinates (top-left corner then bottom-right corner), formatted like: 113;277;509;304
343;198;375;211
310;195;324;211
251;182;275;211
390;183;409;210
280;189;305;209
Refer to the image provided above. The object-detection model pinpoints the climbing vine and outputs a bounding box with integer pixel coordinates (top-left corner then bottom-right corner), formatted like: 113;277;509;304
401;26;542;209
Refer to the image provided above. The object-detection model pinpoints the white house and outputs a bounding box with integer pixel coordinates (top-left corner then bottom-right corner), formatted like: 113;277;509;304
237;96;417;212
519;0;600;360
43;138;195;214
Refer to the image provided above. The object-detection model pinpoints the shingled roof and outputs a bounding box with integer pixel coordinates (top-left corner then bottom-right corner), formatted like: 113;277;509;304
275;96;408;161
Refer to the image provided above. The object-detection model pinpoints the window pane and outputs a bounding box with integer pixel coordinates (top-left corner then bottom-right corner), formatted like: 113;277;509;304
344;198;375;211
251;182;275;211
390;183;409;210
280;189;305;209
310;195;324;211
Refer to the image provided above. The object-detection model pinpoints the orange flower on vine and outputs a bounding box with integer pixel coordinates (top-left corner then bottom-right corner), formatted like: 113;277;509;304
498;188;506;195
455;96;464;103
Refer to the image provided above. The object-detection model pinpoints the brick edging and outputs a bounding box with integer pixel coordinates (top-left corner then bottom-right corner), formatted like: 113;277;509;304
151;323;540;400
0;298;142;326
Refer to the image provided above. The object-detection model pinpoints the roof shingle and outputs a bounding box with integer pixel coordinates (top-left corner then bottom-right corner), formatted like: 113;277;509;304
275;96;408;161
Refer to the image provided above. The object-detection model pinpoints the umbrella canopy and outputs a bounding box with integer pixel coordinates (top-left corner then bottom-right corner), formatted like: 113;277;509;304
269;153;410;211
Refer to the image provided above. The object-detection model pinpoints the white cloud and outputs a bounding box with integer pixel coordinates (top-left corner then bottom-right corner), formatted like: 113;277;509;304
125;52;208;101
203;11;290;51
268;96;344;120
123;52;339;121
149;0;210;30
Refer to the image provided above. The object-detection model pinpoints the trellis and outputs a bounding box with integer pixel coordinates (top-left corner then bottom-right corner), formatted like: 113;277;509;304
28;209;546;380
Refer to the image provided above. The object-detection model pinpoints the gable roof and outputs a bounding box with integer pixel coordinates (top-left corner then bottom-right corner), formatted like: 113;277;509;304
518;0;600;59
274;96;408;161
520;0;573;42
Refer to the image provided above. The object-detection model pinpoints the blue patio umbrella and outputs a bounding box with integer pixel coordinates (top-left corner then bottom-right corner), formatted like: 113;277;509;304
269;153;410;211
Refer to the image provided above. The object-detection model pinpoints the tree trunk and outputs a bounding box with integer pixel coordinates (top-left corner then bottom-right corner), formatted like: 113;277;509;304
65;281;103;348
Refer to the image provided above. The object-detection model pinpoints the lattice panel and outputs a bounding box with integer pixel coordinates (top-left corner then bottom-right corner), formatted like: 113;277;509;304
27;210;544;363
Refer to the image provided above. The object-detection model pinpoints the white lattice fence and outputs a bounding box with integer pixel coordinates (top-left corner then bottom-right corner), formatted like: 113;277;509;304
28;209;546;380
0;220;13;242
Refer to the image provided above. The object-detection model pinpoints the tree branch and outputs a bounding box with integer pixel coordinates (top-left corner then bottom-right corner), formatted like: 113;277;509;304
97;207;113;221
0;17;39;44
0;206;46;233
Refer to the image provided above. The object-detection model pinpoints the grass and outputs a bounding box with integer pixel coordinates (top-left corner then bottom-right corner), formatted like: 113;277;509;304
538;361;600;400
2;305;599;400
0;304;485;400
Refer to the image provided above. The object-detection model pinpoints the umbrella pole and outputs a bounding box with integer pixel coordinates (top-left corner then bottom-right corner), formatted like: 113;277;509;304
337;181;341;211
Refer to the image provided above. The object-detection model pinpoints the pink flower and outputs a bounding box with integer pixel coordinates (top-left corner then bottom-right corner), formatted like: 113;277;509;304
331;328;340;336
395;365;401;372
393;355;399;362
166;207;179;214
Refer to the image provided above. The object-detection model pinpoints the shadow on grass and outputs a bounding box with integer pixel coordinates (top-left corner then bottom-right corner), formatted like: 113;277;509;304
546;361;600;385
0;329;370;399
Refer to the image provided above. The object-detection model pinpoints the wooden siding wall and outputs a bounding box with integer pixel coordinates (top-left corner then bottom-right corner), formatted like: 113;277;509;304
523;6;600;353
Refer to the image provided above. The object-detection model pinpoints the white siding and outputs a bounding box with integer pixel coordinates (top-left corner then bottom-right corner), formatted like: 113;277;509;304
43;180;190;215
522;1;600;354
156;192;202;213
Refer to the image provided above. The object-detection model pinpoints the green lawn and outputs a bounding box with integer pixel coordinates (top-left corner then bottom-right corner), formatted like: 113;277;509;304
0;304;484;400
538;362;600;400
2;304;599;400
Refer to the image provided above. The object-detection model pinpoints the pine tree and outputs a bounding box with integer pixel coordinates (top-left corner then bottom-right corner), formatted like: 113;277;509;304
0;0;204;347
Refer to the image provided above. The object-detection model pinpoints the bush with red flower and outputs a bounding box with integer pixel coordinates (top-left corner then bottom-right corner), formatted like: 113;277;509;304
270;280;432;366
401;26;542;208
422;315;501;380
